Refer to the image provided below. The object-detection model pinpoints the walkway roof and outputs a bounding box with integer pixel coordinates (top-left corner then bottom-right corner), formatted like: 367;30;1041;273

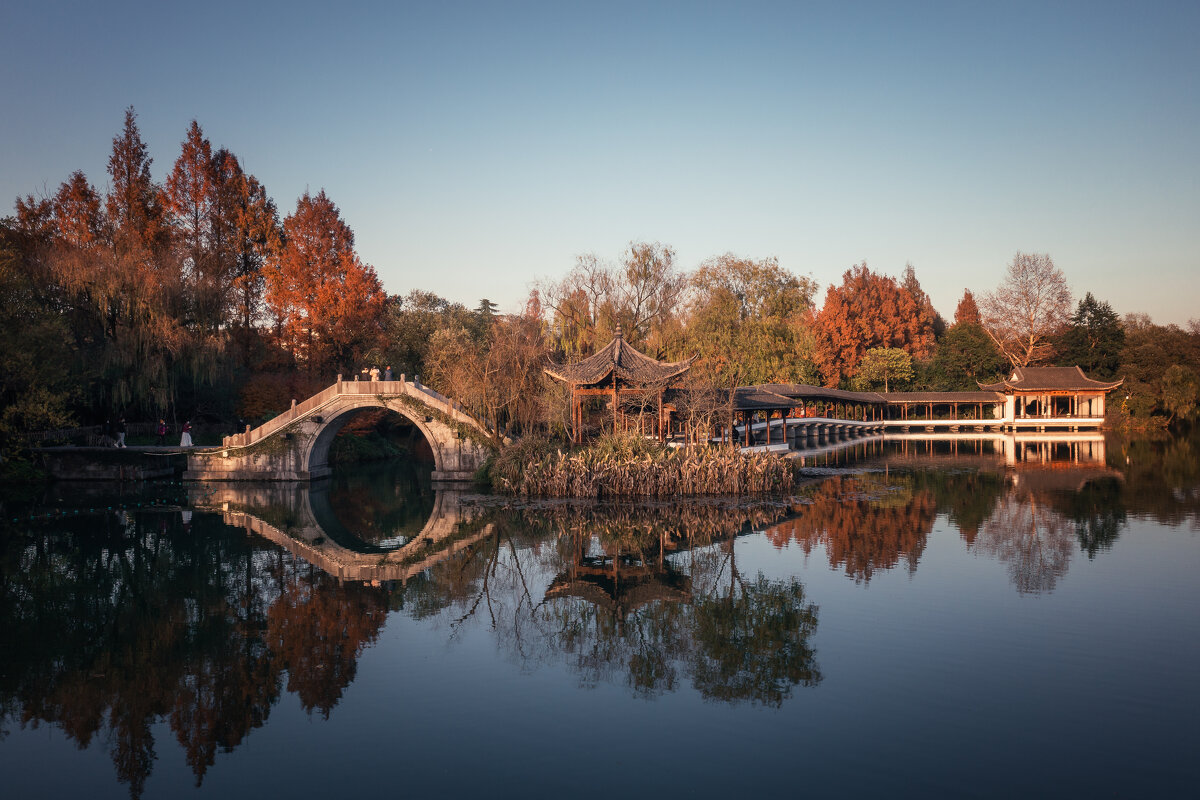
882;391;1004;404
755;384;886;404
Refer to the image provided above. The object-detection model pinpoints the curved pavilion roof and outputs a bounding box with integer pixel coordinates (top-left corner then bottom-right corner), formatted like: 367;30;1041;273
544;327;695;387
978;366;1123;393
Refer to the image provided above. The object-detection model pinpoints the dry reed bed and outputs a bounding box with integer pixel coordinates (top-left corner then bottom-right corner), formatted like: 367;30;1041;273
494;446;794;498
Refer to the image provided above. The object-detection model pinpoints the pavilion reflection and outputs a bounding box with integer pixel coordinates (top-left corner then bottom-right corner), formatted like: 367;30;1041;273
0;435;1151;796
467;503;824;705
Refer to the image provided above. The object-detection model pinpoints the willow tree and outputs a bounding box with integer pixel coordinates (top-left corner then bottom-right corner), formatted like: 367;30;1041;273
685;253;819;387
542;241;686;357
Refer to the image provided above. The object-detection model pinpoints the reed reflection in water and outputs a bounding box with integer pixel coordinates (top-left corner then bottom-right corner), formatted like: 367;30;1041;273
1;431;1189;797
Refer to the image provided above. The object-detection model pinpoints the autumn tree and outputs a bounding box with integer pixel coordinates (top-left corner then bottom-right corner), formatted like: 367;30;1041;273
980;252;1072;368
812;262;935;387
53;170;105;248
107;107;170;262
902;262;945;338
164;123;280;347
264;190;385;375
766;475;934;582
211;148;279;357
954;289;981;326
165;120;217;327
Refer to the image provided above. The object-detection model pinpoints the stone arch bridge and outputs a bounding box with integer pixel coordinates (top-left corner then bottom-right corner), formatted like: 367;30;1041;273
184;377;493;482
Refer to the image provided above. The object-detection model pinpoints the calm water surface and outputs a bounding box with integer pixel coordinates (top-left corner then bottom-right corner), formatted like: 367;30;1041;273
2;434;1198;798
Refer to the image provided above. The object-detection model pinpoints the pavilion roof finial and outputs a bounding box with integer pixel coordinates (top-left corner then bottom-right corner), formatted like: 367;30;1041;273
614;322;623;339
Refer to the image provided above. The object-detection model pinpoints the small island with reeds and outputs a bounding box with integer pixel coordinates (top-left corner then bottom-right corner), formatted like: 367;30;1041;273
484;432;795;498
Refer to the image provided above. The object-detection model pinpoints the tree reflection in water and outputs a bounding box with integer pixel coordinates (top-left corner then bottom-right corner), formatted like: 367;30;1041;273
0;509;387;797
2;432;1173;794
765;475;936;581
435;503;824;706
974;469;1126;594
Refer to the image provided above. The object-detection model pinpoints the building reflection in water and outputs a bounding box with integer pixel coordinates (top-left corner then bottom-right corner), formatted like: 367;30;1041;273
0;431;1156;795
772;432;1123;594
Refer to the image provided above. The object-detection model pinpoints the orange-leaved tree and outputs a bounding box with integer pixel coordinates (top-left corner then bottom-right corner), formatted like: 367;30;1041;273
954;289;982;326
264;190;385;376
813;262;935;387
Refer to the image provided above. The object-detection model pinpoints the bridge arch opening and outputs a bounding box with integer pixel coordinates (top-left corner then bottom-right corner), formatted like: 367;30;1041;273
309;405;444;479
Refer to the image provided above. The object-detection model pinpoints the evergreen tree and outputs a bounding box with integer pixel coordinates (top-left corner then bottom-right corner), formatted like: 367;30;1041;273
1054;292;1124;378
926;322;1007;390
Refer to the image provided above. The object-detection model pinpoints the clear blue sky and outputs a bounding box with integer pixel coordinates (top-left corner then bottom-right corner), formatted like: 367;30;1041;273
3;0;1197;324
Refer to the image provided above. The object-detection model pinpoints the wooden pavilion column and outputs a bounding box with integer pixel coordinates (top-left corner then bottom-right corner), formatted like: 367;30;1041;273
612;379;619;434
657;390;664;442
571;386;580;444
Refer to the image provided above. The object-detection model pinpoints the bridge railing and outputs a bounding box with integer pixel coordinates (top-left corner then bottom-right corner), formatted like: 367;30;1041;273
221;376;490;449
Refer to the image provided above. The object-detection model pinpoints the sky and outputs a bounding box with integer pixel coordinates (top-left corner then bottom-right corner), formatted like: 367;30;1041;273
2;0;1197;324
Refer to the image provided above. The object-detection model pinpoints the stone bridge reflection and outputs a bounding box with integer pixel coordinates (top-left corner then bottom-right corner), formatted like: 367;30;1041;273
189;480;494;584
2;435;1165;797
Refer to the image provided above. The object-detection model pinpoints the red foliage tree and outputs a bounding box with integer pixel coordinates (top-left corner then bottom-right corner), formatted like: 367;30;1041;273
107;107;169;261
53;171;104;248
264;190;384;375
953;289;982;326
813;262;935;387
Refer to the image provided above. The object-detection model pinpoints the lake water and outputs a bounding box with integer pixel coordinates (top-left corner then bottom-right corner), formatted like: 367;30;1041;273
2;433;1198;798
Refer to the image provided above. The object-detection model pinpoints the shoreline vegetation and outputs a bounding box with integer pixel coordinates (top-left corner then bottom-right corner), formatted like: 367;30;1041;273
486;434;795;498
3;108;1198;481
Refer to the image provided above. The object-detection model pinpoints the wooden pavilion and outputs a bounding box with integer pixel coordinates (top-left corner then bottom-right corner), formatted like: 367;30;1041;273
544;325;694;444
978;366;1123;420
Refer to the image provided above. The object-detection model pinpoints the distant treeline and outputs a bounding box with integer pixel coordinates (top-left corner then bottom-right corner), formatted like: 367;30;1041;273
2;108;1198;454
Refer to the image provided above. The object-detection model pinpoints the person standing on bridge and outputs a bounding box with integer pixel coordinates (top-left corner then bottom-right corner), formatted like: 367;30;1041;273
156;419;167;445
115;417;127;448
180;420;193;448
369;366;380;381
384;366;393;381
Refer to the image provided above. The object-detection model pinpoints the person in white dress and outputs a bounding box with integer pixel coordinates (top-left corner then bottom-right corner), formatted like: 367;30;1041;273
180;420;193;447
